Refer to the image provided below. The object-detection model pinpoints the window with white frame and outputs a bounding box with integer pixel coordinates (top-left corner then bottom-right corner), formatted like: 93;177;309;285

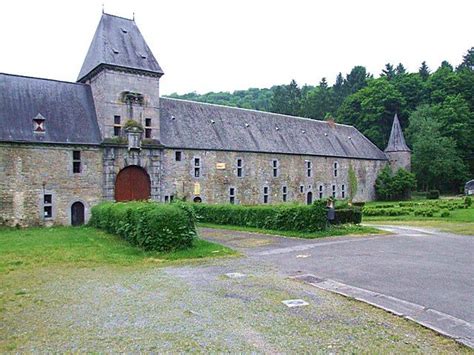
229;187;236;204
263;186;269;204
236;158;243;177
272;159;279;177
43;193;52;219
306;160;312;177
194;157;201;177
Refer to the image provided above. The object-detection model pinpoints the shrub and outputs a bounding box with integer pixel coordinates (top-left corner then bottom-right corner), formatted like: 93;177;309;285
192;201;327;232
440;210;450;217
465;196;472;207
89;202;196;251
375;166;417;201
427;190;440;199
352;202;366;208
332;208;362;225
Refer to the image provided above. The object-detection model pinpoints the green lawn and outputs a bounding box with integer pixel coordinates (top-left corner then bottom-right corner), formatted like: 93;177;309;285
0;226;237;273
198;223;383;239
363;198;474;235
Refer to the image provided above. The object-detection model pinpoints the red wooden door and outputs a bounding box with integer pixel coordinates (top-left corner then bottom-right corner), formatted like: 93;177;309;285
115;166;151;201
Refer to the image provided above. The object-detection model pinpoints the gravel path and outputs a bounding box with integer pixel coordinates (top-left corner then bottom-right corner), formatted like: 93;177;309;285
0;229;470;353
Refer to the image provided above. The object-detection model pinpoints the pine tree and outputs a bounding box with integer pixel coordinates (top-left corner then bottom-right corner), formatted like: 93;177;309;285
457;47;474;71
395;63;406;75
419;61;430;80
381;63;395;80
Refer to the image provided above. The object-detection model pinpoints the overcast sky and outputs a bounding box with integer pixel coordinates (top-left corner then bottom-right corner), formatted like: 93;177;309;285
1;0;472;95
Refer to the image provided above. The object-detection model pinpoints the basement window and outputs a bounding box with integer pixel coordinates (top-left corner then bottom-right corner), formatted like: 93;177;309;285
72;150;81;174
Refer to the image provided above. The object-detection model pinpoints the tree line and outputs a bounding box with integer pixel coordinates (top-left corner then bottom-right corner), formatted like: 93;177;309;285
166;47;474;192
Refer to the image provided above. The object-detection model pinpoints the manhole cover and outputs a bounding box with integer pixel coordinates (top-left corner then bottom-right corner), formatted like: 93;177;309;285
282;299;309;308
225;272;246;279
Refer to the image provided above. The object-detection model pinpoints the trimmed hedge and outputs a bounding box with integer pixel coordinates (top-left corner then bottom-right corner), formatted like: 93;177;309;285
89;202;196;251
192;202;328;232
332;208;362;225
427;190;440;199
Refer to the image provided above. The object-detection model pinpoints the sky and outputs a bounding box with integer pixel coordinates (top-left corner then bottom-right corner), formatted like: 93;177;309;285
1;0;472;95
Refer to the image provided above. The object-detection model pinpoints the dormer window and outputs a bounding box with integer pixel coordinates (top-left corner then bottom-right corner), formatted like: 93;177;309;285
33;114;46;133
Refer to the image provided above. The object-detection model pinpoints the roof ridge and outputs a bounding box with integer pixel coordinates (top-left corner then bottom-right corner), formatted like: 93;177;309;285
161;97;355;128
0;72;89;87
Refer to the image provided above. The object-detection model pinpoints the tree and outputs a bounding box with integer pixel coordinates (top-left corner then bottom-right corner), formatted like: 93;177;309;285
407;105;468;191
375;166;416;200
270;79;302;116
419;61;430;81
381;63;395;80
301;78;335;120
395;63;407;76
337;78;405;148
345;66;370;94
456;47;474;71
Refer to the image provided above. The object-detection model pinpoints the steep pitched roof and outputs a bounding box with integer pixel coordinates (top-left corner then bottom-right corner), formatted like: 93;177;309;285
160;98;387;160
385;114;411;152
77;13;164;82
0;73;101;145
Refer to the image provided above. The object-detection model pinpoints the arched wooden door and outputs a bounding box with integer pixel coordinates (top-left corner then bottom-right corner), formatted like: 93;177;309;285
306;191;313;205
71;201;85;226
115;166;151;201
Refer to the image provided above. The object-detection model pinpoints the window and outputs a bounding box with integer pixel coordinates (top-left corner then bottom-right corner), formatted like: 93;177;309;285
170;195;174;202
236;158;243;177
145;118;152;138
43;194;52;219
194;157;201;177
175;151;182;161
164;195;169;203
334;162;338;177
319;185;324;199
229;187;236;204
332;184;336;198
341;184;346;199
113;115;121;136
300;185;304;193
282;185;288;202
33;114;45;133
272;159;279;177
306;161;312;177
72;150;81;174
263;186;269;204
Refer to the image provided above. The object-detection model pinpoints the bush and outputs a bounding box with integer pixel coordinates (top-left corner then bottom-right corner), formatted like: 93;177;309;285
89;202;196;251
192;201;327;232
375;166;417;201
465;196;472;207
427;190;440;199
352;202;366;208
332;208;362;225
440;210;450;217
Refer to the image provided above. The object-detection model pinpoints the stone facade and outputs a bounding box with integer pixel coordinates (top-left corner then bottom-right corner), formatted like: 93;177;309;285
0;144;102;226
160;149;386;204
85;69;161;140
385;151;411;172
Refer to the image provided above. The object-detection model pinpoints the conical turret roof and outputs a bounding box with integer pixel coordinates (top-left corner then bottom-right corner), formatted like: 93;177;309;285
385;114;410;152
77;13;163;82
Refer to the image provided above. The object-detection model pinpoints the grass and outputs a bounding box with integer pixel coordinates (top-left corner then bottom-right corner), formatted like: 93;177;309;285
363;198;474;235
0;226;237;273
198;223;382;239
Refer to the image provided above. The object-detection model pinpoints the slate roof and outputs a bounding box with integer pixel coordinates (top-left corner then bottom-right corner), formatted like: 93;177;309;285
385;114;411;152
0;73;101;145
78;13;164;82
160;98;388;160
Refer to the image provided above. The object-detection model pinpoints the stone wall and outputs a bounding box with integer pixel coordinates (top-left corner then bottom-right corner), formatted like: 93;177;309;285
0;144;102;226
85;69;161;140
385;151;411;172
160;149;387;204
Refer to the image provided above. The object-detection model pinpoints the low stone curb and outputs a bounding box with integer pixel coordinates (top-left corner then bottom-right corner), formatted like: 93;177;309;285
291;274;474;349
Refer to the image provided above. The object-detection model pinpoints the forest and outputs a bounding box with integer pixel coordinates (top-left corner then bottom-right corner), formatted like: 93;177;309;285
166;48;474;193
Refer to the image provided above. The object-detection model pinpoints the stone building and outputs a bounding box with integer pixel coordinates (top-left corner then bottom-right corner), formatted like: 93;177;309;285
0;13;410;227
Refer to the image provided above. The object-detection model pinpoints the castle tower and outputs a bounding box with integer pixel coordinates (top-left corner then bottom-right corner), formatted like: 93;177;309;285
77;13;164;141
384;114;411;171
